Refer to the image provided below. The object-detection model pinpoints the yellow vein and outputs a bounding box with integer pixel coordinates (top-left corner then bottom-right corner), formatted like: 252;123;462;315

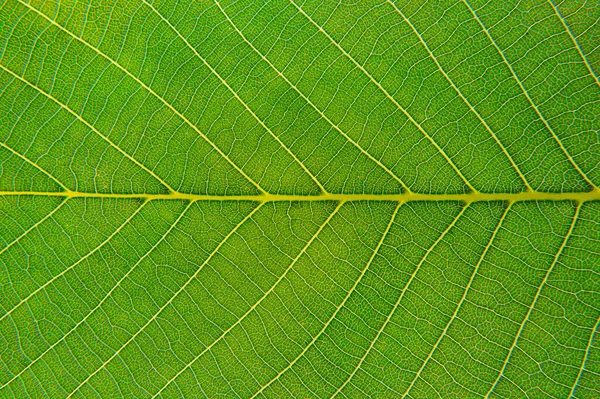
0;141;69;192
0;63;176;194
462;0;597;190
402;202;511;397
250;201;403;398
2;189;600;203
383;0;532;191
0;199;148;330
213;1;411;193
332;202;470;397
16;0;266;195
151;200;343;398
547;0;599;86
0;196;68;257
289;0;476;193
568;317;600;398
140;0;327;195
66;201;263;398
485;201;581;398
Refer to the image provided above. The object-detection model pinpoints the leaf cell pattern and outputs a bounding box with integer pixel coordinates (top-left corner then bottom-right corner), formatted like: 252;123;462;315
0;0;599;398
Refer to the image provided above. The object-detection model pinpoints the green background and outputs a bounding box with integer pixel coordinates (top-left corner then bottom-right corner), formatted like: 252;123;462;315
0;0;598;397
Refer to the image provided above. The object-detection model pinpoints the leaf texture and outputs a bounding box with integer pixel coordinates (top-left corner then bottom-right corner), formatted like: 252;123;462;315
0;0;599;398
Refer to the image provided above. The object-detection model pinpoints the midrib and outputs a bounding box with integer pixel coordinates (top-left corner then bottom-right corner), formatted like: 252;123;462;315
2;190;600;203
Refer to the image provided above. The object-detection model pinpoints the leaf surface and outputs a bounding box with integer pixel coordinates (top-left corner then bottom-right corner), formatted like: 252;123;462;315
0;0;599;398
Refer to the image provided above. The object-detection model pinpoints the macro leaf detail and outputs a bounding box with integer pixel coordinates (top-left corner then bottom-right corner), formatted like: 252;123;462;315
0;0;599;398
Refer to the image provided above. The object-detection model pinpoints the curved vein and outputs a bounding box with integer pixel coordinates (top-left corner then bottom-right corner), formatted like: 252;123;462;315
485;201;582;398
382;0;532;191
0;196;68;257
0;63;176;194
213;1;411;193
65;200;263;398
0;199;148;329
139;0;327;195
547;0;599;86
332;202;469;397
0;198;188;389
402;202;511;397
0;140;69;192
151;200;342;398
568;317;600;398
462;0;597;190
290;0;480;193
15;0;266;195
250;201;403;398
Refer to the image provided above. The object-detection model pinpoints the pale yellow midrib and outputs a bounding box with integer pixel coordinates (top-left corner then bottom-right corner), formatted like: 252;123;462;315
1;190;599;203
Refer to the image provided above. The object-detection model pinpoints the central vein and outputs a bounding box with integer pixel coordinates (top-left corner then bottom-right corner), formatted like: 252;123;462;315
2;190;600;203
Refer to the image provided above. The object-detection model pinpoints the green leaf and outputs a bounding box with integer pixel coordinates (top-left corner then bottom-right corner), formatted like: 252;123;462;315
0;0;598;398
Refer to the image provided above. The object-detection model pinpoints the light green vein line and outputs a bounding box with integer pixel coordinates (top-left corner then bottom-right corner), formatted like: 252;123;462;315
382;0;532;192
462;0;597;190
213;1;411;194
65;201;264;399
0;140;69;192
0;197;68;257
485;201;582;398
151;200;343;399
332;202;470;397
0;198;187;389
569;317;600;398
140;0;327;195
250;201;403;398
402;202;512;397
290;0;478;193
0;63;176;194
1;189;600;202
0;199;148;330
547;0;599;86
15;0;266;195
